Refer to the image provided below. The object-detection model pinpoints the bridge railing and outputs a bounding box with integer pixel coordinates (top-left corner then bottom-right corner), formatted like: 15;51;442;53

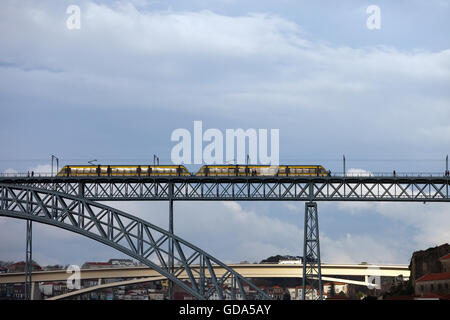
0;172;55;177
332;172;449;177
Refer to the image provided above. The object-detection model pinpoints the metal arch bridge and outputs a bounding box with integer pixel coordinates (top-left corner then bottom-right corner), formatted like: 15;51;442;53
1;175;449;300
0;184;270;300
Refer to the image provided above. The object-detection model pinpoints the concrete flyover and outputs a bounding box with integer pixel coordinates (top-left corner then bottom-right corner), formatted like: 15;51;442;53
1;263;410;299
0;264;410;284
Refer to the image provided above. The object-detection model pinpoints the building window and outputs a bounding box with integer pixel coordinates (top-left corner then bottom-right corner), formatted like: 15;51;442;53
420;285;424;291
431;284;434;291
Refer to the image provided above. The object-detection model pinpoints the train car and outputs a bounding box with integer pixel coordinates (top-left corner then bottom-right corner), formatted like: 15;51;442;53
57;165;191;177
195;165;329;177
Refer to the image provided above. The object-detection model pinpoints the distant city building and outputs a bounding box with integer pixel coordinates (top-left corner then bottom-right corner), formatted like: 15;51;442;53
287;285;319;300
108;259;135;267
40;282;68;298
439;254;450;272
415;272;450;296
81;261;112;269
413;251;450;299
323;282;349;297
260;255;302;264
268;285;284;300
7;261;41;273
43;265;65;271
410;243;450;287
278;259;302;265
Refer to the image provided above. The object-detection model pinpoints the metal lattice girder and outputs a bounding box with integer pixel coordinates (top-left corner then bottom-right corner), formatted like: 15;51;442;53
0;183;270;300
1;176;449;202
302;202;322;300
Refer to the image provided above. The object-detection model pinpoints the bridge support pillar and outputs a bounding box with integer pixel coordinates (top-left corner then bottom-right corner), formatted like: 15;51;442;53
168;192;174;300
25;219;32;300
302;202;323;300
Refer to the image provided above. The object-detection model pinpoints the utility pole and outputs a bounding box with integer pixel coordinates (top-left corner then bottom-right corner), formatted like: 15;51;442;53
343;155;346;176
153;155;159;166
51;155;59;176
446;155;448;172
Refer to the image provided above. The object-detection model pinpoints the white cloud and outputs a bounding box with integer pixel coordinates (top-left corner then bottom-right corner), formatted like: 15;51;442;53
419;125;450;143
2;168;18;175
336;201;450;253
28;164;52;174
0;0;447;152
345;168;373;177
284;203;303;213
321;232;402;264
111;200;303;263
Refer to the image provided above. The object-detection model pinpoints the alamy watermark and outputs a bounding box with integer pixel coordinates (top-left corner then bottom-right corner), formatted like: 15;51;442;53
66;5;81;30
170;121;279;166
366;5;381;30
66;264;81;290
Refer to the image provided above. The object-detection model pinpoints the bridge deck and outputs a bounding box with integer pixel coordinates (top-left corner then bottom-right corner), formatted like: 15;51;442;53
1;175;448;201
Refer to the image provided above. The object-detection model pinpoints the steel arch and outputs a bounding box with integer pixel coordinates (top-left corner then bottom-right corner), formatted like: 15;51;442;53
0;184;270;300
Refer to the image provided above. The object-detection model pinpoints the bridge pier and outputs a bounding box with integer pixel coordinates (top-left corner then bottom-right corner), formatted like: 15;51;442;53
302;202;323;300
25;219;32;300
168;184;174;300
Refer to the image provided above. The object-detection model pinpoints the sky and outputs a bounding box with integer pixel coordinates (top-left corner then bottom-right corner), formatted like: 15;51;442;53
0;0;449;267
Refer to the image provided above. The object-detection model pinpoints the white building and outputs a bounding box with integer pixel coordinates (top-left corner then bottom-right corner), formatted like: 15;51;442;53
323;282;349;297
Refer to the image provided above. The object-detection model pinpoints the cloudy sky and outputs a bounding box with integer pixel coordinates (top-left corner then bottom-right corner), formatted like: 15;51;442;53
0;0;449;267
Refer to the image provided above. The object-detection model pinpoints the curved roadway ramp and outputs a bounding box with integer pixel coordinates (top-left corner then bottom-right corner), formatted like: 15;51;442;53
48;276;165;300
0;183;270;300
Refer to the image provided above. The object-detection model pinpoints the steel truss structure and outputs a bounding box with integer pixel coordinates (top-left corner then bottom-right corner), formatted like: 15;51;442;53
1;176;448;202
302;202;322;300
0;184;270;300
2;175;449;300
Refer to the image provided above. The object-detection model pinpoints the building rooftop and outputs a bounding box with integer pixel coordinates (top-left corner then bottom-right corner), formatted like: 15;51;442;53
439;253;450;261
416;293;450;300
416;272;450;282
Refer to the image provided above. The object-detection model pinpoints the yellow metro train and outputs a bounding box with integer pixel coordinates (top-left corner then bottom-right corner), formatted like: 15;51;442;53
57;164;329;177
195;165;329;176
57;165;191;177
